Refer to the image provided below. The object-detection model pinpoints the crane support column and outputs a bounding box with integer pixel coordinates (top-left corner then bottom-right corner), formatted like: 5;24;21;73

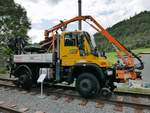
78;0;82;30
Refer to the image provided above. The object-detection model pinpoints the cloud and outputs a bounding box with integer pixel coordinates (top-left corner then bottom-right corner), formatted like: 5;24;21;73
28;29;44;43
15;0;77;23
14;0;150;43
29;0;63;5
47;0;63;5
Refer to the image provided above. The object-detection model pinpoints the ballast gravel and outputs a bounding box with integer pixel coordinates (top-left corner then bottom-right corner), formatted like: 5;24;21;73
0;87;150;113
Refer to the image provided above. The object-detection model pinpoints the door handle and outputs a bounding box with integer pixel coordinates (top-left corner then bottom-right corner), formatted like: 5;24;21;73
62;55;67;57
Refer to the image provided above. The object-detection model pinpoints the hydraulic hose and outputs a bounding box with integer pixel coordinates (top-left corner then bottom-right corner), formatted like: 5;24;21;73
128;49;144;70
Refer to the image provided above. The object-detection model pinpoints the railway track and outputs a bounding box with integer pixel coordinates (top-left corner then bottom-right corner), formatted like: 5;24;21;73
0;105;22;113
0;78;150;111
45;85;150;110
0;78;16;87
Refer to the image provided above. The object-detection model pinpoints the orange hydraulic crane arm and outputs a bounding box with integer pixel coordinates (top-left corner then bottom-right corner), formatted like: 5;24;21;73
45;16;88;33
44;15;144;69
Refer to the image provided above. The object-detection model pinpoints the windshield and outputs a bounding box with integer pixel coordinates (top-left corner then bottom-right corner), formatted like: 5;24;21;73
83;32;95;50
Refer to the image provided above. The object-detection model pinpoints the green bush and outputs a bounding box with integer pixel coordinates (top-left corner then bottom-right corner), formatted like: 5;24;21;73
0;68;7;74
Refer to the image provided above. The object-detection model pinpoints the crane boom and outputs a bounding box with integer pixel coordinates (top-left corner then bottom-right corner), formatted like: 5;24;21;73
44;15;143;69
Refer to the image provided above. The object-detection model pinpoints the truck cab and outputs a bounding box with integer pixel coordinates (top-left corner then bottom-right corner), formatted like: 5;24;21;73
60;31;110;67
12;30;116;98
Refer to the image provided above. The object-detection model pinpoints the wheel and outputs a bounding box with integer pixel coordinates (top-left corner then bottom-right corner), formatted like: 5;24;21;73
101;88;112;98
32;67;40;85
18;68;32;90
76;73;100;98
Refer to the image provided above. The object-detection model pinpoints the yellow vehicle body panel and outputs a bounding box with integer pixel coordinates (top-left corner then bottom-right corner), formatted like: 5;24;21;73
60;31;110;67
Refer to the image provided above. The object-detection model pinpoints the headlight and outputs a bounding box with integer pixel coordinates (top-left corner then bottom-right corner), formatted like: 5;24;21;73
107;70;113;76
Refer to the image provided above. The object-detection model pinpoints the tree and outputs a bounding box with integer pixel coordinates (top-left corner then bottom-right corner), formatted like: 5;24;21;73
0;0;31;48
0;0;31;68
94;11;150;52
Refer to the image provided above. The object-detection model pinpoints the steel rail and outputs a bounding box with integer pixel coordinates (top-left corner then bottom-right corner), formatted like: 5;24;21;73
0;78;16;87
42;85;150;109
0;105;22;113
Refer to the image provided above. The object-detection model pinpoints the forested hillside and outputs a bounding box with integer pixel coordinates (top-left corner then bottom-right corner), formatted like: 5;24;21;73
94;11;150;52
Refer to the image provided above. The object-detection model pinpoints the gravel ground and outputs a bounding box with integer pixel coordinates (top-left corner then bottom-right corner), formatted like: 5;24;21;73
0;87;150;113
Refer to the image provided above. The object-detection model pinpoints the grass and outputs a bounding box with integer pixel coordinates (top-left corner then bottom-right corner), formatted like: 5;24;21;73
132;48;150;53
106;48;150;64
114;81;150;94
115;87;150;94
0;67;7;74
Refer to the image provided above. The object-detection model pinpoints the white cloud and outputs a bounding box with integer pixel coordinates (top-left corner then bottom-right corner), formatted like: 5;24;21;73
28;29;44;43
14;0;150;43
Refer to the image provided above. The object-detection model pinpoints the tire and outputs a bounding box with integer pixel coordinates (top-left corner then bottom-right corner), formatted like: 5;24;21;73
76;73;100;98
18;68;32;90
32;67;39;84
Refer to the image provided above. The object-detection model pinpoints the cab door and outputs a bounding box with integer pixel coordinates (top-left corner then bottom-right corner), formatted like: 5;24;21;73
60;33;80;66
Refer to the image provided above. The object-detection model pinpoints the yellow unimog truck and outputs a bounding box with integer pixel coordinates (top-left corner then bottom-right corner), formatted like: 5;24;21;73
11;16;143;98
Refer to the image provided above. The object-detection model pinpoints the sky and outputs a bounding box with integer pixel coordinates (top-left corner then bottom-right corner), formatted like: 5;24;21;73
14;0;150;43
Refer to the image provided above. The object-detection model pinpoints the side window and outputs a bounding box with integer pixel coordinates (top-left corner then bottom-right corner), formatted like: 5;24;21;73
64;34;77;46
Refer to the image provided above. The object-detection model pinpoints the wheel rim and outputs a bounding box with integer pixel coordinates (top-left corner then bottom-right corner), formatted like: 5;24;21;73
76;73;101;98
79;79;92;92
